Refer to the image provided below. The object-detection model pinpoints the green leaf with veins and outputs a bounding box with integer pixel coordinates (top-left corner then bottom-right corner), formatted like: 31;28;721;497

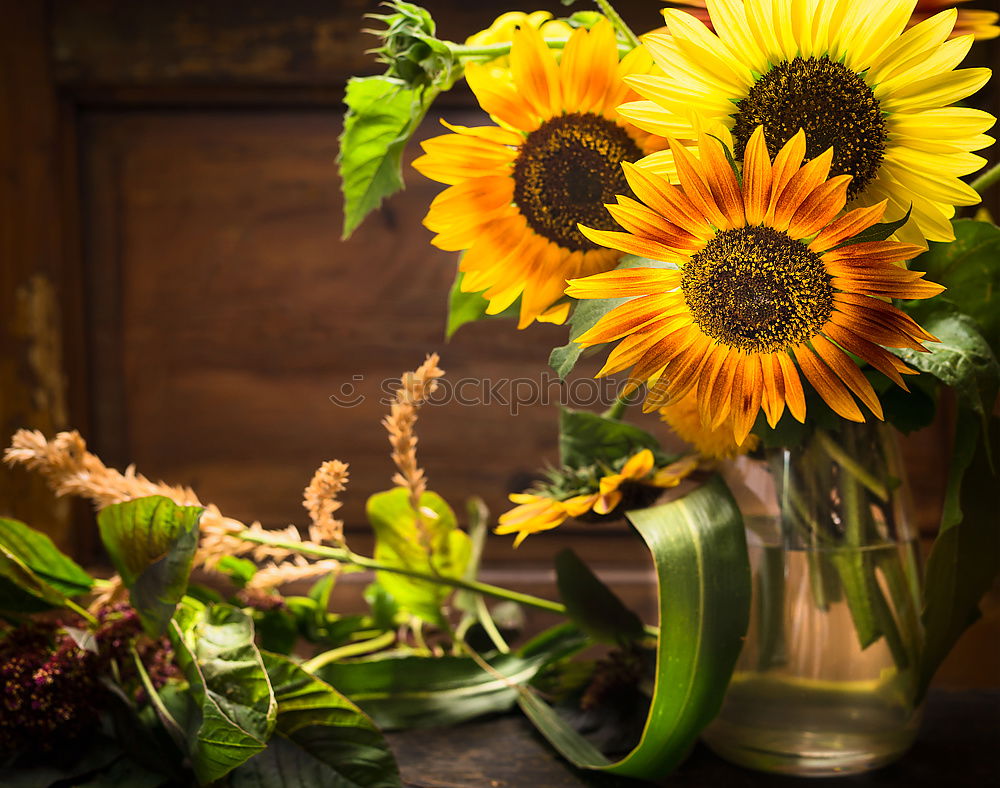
904;218;1000;351
366;488;471;625
169;603;277;784
231;651;402;787
340;76;437;239
98;496;203;635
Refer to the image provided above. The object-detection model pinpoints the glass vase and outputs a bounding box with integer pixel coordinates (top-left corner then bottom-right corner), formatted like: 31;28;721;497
702;421;924;777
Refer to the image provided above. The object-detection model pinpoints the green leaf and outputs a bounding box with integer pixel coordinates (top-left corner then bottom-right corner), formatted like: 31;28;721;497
907;218;1000;350
832;206;912;248
0;548;70;611
168;603;278;784
0;518;93;596
558;407;664;469
446;268;519;339
217;555;258;587
890;307;1000;436
366;488;471;625
231;651;401;787
549;255;671;378
918;410;1000;698
340;76;436;239
555;549;645;644
315;623;587;730
518;477;750;779
98;496;203;635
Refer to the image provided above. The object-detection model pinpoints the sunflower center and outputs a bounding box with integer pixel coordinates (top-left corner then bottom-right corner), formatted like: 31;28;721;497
513;113;642;251
731;56;886;200
682;226;833;354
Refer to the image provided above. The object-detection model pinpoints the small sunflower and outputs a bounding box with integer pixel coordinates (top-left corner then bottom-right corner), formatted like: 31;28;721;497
464;11;575;80
412;19;666;328
622;0;995;245
496;449;697;545
566;130;944;443
659;389;760;459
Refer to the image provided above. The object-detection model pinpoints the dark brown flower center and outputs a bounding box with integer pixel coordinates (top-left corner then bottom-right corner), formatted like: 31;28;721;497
513;112;642;251
682;226;833;354
731;56;887;200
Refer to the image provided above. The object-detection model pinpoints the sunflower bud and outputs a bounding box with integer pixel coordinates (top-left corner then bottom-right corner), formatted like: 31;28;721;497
365;1;455;89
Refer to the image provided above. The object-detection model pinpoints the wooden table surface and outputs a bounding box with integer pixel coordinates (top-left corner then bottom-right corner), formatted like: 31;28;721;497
386;690;999;787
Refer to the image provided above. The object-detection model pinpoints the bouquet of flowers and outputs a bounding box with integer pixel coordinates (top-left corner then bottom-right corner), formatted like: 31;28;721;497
1;0;997;784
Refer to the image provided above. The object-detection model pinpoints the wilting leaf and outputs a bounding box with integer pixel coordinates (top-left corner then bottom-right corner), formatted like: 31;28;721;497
519;478;750;779
98;496;203;635
169;603;277;784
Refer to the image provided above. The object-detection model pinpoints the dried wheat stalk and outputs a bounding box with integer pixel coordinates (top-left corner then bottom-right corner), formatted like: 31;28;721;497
382;353;444;513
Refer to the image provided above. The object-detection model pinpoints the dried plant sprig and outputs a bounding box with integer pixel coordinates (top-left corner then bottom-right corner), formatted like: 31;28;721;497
246;556;341;592
5;429;578;624
382;354;444;513
4;429;338;582
4;429;200;510
303;460;349;546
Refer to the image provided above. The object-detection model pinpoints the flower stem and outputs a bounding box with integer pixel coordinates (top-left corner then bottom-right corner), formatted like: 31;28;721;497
448;38;631;60
971;161;1000;196
303;630;397;672
236;530;568;616
594;0;641;48
66;598;98;626
603;389;635;420
815;429;889;502
236;530;659;639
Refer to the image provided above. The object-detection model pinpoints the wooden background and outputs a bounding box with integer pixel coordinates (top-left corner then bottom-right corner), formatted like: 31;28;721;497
1;0;998;686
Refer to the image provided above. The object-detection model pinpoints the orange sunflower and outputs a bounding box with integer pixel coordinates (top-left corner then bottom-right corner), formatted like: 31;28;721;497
496;449;698;546
565;129;944;443
412;19;666;328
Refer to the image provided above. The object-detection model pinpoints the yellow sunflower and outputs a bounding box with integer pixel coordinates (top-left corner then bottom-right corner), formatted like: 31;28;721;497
566;130;944;443
659;389;760;459
620;0;995;245
663;0;1000;41
412;19;666;328
496;449;697;545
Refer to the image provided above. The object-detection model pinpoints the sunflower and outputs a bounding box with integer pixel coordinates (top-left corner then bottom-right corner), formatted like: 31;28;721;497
496;449;697;545
663;0;1000;40
412;19;666;328
566;130;944;443
621;0;994;245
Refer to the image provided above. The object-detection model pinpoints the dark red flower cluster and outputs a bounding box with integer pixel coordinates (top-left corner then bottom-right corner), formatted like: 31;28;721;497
0;603;179;755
